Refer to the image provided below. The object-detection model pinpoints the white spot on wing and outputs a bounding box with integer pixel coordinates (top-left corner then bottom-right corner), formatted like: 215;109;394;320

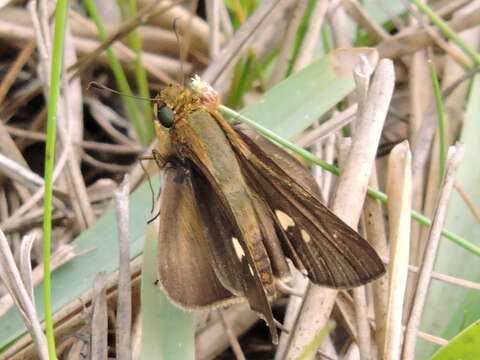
275;210;295;229
232;237;245;260
301;229;311;243
247;264;254;276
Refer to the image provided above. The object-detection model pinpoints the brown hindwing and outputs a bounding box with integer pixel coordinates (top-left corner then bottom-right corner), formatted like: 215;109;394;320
156;164;237;309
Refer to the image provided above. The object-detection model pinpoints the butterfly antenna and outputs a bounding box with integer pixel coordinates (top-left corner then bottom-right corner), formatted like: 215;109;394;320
87;81;156;101
172;18;186;86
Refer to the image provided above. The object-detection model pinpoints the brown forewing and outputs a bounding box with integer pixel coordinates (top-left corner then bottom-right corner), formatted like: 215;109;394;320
214;114;386;288
171;109;282;343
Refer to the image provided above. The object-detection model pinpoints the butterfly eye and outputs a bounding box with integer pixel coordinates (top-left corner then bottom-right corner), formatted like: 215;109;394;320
157;105;174;128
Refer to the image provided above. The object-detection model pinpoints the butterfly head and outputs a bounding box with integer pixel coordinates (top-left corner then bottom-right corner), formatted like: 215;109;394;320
153;76;220;130
154;83;199;129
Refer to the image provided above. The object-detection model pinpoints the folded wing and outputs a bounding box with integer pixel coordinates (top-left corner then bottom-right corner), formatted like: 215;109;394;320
156;164;237;309
231;123;386;288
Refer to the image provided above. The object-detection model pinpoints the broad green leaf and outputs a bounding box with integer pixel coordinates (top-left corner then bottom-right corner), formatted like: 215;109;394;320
242;48;378;138
429;320;480;360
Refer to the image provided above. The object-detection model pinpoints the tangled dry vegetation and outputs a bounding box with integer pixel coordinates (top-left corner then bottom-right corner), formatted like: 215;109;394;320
0;0;479;359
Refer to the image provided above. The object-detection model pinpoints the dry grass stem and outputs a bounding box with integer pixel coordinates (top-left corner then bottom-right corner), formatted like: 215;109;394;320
84;97;138;145
268;0;308;88
274;269;308;360
206;0;221;59
384;141;412;360
3;257;143;359
454;182;480;221
294;104;357;148
0;231;48;360
364;169;389;353
342;0;390;42
1;1;478;358
19;233;36;304
137;0;211;51
0;40;36;103
0;152;46;190
218;309;246;360
196;303;258;360
284;58;394;359
436;0;473;17
405;47;434;323
337;135;371;360
202;0;292;86
115;176;132;360
402;144;465;359
79;141;144;154
407;2;472;68
328;3;352;49
377;6;480;59
91;272;109;360
68;1;184;82
82;152;132;172
292;0;328;72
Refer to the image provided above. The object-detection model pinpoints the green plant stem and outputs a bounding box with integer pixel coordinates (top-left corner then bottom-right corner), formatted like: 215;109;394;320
43;1;70;359
219;105;480;257
429;60;447;178
118;0;155;142
287;0;316;76
321;23;332;54
83;0;147;145
411;0;480;66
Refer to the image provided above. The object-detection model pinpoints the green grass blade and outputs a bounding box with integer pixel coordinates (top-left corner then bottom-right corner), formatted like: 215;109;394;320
117;0;155;142
411;0;480;67
83;0;147;144
429;60;447;178
43;1;69;358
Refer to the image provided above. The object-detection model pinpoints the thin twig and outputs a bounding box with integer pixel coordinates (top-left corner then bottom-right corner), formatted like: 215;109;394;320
202;0;291;86
218;309;246;360
80;140;144;154
91;272;108;360
283;59;395;359
115;176;132;360
402;144;464;360
268;0;308;87
206;0;221;59
292;0;328;72
0;230;48;360
0;40;36;103
196;303;258;360
384;141;412;360
454;182;480;221
81;151;132;173
294;104;357;149
364;169;389;353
